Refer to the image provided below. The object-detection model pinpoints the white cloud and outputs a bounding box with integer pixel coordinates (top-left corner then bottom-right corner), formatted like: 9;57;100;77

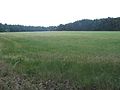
0;0;120;26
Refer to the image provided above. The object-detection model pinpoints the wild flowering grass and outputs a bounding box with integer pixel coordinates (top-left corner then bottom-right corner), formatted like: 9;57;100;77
0;31;120;90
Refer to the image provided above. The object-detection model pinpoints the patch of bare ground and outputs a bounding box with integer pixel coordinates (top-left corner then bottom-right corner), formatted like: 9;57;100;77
0;61;80;90
0;61;33;90
0;61;118;90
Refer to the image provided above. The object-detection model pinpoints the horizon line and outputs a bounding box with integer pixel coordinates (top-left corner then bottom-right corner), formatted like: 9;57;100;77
0;16;119;27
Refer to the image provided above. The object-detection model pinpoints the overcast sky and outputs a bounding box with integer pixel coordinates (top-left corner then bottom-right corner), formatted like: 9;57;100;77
0;0;120;26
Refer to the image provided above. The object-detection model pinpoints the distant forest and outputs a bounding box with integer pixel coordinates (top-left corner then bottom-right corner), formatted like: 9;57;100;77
0;17;120;32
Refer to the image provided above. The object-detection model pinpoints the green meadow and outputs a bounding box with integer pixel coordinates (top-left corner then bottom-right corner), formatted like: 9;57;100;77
0;31;120;90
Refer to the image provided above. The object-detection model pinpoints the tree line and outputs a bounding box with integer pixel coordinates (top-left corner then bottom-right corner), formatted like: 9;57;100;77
56;17;120;31
0;17;120;32
0;24;51;32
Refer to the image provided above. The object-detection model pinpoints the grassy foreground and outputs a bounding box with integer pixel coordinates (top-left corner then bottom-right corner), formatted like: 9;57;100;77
0;31;120;90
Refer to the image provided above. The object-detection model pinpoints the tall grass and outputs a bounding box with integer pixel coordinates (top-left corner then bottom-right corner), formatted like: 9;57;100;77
0;31;120;89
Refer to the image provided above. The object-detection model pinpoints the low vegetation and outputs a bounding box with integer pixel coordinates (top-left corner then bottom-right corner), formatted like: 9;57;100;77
0;31;120;90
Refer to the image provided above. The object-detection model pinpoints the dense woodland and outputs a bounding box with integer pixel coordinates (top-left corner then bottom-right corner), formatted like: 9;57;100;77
0;17;120;32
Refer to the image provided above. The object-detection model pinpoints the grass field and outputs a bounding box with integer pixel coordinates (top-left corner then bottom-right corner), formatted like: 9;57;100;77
0;31;120;90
